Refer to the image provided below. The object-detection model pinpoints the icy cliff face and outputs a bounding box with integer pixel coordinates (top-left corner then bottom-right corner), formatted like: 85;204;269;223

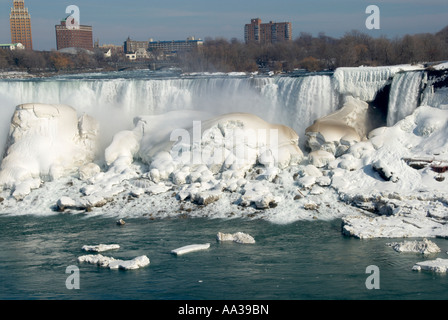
0;103;99;200
333;65;423;102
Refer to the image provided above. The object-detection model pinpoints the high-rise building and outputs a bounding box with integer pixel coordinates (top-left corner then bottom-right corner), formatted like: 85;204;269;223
9;0;33;50
245;18;292;44
55;19;93;51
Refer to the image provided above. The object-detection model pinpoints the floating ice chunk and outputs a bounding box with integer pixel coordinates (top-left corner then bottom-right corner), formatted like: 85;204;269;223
387;239;440;254
82;244;120;252
77;254;116;267
171;243;211;255
78;254;150;270
216;232;255;244
412;258;448;273
108;255;150;270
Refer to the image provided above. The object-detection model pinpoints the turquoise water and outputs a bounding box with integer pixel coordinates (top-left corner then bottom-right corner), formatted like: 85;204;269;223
1;214;448;300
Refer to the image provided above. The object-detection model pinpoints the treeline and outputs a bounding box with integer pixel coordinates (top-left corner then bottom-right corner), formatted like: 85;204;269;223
0;49;121;74
178;26;448;72
1;26;447;74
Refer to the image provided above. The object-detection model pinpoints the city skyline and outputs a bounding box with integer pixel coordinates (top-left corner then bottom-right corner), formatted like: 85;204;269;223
1;0;448;51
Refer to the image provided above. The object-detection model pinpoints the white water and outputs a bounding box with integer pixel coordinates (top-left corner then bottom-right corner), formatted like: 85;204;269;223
387;71;424;126
0;75;339;150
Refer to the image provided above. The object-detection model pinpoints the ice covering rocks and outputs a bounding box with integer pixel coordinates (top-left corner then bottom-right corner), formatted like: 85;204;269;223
0;103;99;200
0;65;448;245
305;96;369;156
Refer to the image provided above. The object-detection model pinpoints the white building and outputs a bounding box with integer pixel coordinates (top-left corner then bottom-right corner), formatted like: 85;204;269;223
0;43;25;50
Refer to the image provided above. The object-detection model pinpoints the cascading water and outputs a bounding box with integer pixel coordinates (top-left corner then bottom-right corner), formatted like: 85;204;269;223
0;74;339;147
387;71;424;126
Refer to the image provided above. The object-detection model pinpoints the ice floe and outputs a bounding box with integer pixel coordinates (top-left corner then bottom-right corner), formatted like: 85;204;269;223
216;232;255;244
386;238;440;254
82;244;120;252
171;243;211;255
412;258;448;273
78;254;150;270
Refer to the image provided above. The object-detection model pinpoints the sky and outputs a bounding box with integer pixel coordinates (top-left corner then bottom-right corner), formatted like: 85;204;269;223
1;0;448;51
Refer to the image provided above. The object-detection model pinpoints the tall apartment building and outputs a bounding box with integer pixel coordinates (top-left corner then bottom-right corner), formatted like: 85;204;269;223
9;0;33;50
245;18;292;44
55;19;93;51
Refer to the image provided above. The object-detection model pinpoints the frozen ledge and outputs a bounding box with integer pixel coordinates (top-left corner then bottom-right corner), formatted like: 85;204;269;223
171;243;210;255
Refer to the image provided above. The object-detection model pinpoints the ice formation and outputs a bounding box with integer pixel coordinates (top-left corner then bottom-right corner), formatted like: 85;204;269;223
0;64;447;241
0;103;99;200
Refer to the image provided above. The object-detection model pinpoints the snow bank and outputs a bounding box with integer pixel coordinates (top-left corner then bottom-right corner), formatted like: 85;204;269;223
0;103;99;199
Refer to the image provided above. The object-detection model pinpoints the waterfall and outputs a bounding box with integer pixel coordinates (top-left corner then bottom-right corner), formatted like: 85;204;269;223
0;74;339;145
387;71;424;126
